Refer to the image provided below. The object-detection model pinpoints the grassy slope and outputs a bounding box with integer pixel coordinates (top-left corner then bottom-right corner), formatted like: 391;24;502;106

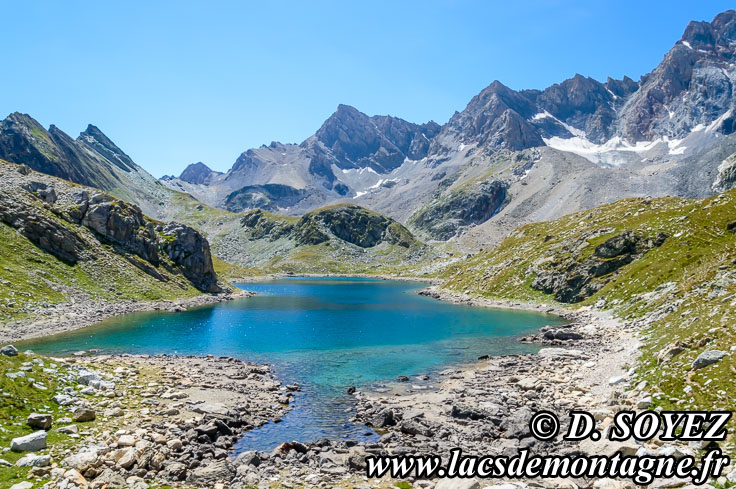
0;353;75;487
440;190;736;427
0;353;180;488
0;161;212;323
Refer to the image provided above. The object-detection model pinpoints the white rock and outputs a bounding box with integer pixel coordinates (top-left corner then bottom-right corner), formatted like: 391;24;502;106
9;482;33;489
636;397;652;409
63;449;99;470
436;479;480;489
538;348;584;359
16;454;51;467
77;370;101;385
10;430;47;452
117;434;136;447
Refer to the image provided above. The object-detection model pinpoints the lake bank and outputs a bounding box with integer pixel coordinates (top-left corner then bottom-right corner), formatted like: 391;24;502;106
0;277;678;489
0;289;253;344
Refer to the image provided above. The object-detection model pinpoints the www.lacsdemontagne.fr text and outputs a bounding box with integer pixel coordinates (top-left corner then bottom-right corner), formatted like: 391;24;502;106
365;448;730;485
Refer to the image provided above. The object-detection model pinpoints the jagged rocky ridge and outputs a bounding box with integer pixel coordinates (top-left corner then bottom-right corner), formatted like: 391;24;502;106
159;10;736;247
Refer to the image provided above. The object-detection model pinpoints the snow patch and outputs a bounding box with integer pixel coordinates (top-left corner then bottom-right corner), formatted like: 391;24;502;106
682;41;692;49
530;111;586;137
544;136;673;165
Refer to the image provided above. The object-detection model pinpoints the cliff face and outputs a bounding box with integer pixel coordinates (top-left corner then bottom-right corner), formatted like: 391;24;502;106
0;160;221;295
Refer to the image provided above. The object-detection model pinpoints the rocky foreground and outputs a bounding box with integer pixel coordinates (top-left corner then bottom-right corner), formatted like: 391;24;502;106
2;294;735;489
0;353;291;489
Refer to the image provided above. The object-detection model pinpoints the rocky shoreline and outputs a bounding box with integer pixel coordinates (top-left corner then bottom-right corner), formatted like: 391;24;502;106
1;352;291;489
2;281;727;489
0;290;254;344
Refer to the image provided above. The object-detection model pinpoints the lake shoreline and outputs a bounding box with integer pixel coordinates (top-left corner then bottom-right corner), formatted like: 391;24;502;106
0;289;253;345
0;276;676;488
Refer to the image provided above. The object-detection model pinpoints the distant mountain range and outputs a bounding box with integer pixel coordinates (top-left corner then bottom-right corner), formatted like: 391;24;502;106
3;10;736;253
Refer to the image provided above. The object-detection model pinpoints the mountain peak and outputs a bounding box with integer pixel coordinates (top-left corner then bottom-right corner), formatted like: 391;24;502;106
78;124;136;172
179;162;221;185
681;9;736;49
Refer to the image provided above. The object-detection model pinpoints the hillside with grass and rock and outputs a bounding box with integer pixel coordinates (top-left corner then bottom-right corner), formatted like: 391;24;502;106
437;189;736;431
209;203;443;275
0;159;234;334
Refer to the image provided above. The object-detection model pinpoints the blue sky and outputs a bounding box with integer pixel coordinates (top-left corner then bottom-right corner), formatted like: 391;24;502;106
2;1;733;177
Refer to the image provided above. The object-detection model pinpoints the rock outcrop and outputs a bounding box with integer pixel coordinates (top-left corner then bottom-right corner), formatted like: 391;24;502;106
0;189;88;264
531;231;667;302
224;184;308;212
293;204;416;248
0;161;221;294
409;180;508;240
237;204;418;250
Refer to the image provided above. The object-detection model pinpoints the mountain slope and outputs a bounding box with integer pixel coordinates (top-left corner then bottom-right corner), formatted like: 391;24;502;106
0;113;198;223
0;159;224;323
439;189;736;422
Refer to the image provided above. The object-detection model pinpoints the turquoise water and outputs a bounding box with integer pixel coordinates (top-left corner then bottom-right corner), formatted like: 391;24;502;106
23;277;562;451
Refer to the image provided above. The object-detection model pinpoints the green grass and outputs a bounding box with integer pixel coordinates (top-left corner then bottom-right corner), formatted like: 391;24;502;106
212;256;263;280
439;190;736;444
0;353;76;487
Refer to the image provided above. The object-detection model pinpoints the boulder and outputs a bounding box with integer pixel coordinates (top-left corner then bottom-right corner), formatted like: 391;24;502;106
399;419;433;437
371;409;396;427
0;345;18;356
117;434;136;447
537;348;584;359
543;329;583;341
72;406;96;422
52;394;74;406
195;423;219;441
16;454;51;467
658;343;685;364
26;413;52;430
9;483;33;489
235;451;260;467
187;460;235;485
77;370;101;385
161;461;187;481
90;468;126;489
57;425;79;435
451;405;487;420
63;469;88;488
692;350;727;369
117;447;138;469
63;449;100;471
274;441;308;454
500;406;533;438
10;431;48;452
435;479;480;489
